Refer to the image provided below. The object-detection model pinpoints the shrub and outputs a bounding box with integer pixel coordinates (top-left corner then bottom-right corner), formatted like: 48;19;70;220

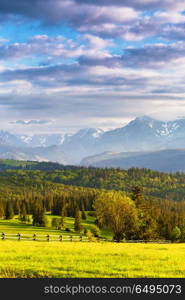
65;228;71;232
86;230;96;242
172;226;181;241
84;228;88;235
90;225;101;238
74;210;82;232
52;218;60;229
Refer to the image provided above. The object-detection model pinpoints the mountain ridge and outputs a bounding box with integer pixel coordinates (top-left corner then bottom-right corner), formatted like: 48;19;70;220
2;115;185;165
81;149;185;173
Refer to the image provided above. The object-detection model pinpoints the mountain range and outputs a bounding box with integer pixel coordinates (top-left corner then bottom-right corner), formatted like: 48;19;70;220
81;149;185;172
1;115;185;171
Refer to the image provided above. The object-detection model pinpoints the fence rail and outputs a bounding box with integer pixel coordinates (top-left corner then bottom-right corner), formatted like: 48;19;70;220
0;232;172;243
1;232;88;242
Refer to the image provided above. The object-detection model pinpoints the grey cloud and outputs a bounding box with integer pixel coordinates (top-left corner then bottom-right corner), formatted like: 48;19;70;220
0;42;184;94
160;24;185;40
79;17;185;42
0;0;138;26
10;119;52;125
0;0;185;44
123;44;185;68
0;61;149;89
79;43;185;69
76;0;185;10
0;35;73;60
0;0;184;18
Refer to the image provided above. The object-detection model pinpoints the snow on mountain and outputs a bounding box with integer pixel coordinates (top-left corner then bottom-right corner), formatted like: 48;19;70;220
0;130;25;147
19;134;65;148
1;116;185;164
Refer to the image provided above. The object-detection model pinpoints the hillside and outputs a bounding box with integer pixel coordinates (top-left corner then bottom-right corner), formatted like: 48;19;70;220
0;160;185;242
1;159;185;202
81;149;185;173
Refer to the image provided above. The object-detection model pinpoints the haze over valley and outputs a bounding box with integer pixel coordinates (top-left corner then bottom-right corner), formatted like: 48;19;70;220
1;115;185;172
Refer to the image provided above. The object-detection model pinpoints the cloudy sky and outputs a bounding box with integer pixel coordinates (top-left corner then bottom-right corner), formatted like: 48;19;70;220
1;0;185;134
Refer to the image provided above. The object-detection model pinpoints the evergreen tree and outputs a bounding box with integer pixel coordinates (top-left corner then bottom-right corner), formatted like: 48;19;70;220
52;217;60;229
81;204;86;220
5;201;14;220
74;210;82;232
132;186;158;239
19;201;27;222
132;186;144;207
32;206;48;227
14;200;20;215
60;207;66;229
0;200;4;219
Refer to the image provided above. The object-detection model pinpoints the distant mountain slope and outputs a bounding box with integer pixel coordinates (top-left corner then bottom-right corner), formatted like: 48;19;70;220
0;144;70;164
81;149;185;172
2;116;185;164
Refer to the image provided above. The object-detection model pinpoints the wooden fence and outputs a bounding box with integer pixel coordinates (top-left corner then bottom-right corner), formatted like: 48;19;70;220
0;232;89;242
0;232;172;243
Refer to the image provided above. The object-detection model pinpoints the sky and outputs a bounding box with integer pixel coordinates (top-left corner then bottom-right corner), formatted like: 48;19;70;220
1;0;185;134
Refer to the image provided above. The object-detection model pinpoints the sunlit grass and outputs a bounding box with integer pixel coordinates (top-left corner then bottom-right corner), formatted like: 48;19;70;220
0;216;184;278
0;214;111;238
0;241;184;278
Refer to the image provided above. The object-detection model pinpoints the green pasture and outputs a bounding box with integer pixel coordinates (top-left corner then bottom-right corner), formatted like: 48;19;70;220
0;214;111;238
0;241;184;278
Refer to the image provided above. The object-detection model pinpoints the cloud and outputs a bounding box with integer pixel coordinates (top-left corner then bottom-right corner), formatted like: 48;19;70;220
1;1;185;133
0;0;139;26
10;119;53;125
1;41;185;97
76;0;185;11
0;0;185;44
0;34;113;63
78;42;185;70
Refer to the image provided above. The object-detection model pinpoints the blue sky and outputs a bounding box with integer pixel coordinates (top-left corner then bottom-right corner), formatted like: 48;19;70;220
1;0;185;134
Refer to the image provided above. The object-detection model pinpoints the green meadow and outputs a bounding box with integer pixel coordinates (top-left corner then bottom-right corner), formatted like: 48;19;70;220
0;216;184;278
0;241;185;278
0;214;111;239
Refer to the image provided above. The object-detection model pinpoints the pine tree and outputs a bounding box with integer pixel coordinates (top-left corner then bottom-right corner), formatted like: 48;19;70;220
81;204;86;220
0;200;4;219
32;205;48;227
14;200;20;215
74;210;82;232
132;186;158;239
59;207;66;229
19;201;27;222
132;186;144;207
5;201;14;220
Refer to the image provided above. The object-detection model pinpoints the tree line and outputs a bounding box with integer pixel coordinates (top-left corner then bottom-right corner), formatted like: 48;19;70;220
0;179;185;242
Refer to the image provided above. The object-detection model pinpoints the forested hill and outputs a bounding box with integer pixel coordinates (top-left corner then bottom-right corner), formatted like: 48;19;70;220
1;159;185;202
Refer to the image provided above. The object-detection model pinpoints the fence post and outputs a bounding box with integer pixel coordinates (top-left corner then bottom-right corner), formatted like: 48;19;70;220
46;234;50;242
17;233;21;241
2;232;5;240
70;235;73;242
80;235;82;242
33;234;36;241
59;235;63;242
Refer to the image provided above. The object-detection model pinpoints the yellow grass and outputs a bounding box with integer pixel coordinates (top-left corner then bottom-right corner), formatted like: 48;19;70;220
0;241;185;278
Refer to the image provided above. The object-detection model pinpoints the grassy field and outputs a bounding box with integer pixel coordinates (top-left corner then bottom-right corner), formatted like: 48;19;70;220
0;216;184;278
0;241;185;278
0;214;111;239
